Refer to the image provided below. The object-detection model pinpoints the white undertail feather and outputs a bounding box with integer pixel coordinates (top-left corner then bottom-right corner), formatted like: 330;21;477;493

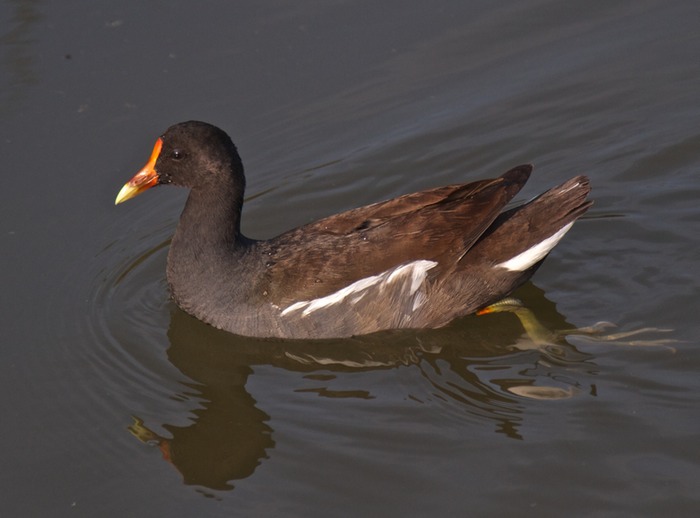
496;222;574;272
281;260;437;317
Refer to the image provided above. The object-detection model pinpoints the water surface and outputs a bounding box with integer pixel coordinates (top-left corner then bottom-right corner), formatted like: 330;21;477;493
2;1;700;516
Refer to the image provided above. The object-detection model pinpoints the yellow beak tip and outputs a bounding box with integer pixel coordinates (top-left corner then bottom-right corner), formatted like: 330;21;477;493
115;137;163;206
115;184;138;205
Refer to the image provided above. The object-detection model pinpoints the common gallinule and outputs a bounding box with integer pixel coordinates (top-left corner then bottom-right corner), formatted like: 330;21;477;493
116;121;592;339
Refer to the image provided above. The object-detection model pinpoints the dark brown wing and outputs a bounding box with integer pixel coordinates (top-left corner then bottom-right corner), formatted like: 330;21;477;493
261;165;532;306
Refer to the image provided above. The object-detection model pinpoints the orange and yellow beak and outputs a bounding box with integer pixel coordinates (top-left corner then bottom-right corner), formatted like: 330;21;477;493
115;138;163;204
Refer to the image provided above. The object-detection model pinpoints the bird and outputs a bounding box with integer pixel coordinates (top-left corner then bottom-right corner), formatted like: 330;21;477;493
115;121;592;339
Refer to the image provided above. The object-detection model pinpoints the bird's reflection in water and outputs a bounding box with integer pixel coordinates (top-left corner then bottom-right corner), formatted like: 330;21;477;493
128;283;675;491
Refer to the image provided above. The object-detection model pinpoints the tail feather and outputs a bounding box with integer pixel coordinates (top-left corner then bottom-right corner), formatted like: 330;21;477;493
465;175;592;269
410;172;592;325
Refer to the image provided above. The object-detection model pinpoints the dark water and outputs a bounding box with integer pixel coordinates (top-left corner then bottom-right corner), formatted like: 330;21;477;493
2;1;700;516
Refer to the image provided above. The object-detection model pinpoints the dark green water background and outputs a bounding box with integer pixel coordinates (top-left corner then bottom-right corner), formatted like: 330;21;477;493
2;1;699;516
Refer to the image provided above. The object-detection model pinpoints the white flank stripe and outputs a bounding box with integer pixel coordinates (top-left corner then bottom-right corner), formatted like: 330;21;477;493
281;259;437;317
412;291;427;311
281;274;383;316
386;260;436;295
496;222;574;272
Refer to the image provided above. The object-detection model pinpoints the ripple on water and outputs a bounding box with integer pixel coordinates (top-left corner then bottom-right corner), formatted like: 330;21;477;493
58;222;205;446
53;212;627;492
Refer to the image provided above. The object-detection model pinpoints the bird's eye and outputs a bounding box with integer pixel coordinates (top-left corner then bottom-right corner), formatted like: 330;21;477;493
171;149;184;160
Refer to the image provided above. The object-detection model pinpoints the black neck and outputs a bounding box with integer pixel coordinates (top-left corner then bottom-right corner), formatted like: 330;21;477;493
166;165;253;311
